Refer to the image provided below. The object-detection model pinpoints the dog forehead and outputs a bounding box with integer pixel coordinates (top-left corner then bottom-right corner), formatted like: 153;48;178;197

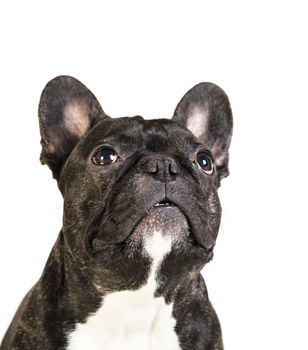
87;116;195;151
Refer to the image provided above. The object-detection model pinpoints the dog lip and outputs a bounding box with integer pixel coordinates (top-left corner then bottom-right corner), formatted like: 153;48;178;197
166;200;209;250
154;200;175;208
150;200;211;252
89;198;210;253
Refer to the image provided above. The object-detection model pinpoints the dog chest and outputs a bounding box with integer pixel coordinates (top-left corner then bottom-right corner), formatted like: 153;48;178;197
66;287;181;350
66;232;181;350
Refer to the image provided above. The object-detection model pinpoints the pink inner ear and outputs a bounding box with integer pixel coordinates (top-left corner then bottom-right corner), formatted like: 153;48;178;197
186;106;209;140
64;101;90;139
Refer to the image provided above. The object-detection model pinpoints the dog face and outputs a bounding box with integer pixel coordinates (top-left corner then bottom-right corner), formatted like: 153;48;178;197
38;76;232;297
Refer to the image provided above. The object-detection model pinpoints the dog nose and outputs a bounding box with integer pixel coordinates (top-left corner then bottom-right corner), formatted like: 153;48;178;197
143;156;179;182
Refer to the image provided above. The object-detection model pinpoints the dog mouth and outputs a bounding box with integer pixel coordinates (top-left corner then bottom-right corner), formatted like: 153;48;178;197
129;201;214;260
154;200;175;208
126;198;191;243
89;197;215;254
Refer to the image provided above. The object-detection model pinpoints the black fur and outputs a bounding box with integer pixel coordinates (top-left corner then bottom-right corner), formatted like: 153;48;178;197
1;76;233;350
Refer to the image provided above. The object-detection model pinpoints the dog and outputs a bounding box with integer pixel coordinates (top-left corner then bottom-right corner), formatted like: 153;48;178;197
1;76;233;350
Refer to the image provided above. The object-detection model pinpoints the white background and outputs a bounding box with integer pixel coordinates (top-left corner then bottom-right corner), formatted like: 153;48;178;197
0;1;307;349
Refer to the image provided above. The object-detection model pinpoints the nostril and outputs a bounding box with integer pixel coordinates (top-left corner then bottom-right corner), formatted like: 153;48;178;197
143;157;179;180
168;161;178;175
145;160;159;174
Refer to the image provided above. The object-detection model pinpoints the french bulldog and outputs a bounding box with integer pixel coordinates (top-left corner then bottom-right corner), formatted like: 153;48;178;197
0;76;233;350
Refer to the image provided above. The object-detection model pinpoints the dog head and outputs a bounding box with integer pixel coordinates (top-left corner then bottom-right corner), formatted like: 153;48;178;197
39;76;232;296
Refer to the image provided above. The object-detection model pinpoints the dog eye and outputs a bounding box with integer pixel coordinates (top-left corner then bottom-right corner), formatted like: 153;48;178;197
195;151;214;175
92;147;118;165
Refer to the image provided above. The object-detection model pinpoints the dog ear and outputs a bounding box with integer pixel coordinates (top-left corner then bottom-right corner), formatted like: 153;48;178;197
39;76;108;180
172;83;233;180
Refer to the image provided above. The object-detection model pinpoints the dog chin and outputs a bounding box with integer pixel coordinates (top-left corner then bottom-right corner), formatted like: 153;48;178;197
89;204;192;253
131;205;190;241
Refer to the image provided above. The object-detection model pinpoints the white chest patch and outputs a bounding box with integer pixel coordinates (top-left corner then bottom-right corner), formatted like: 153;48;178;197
66;232;181;350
